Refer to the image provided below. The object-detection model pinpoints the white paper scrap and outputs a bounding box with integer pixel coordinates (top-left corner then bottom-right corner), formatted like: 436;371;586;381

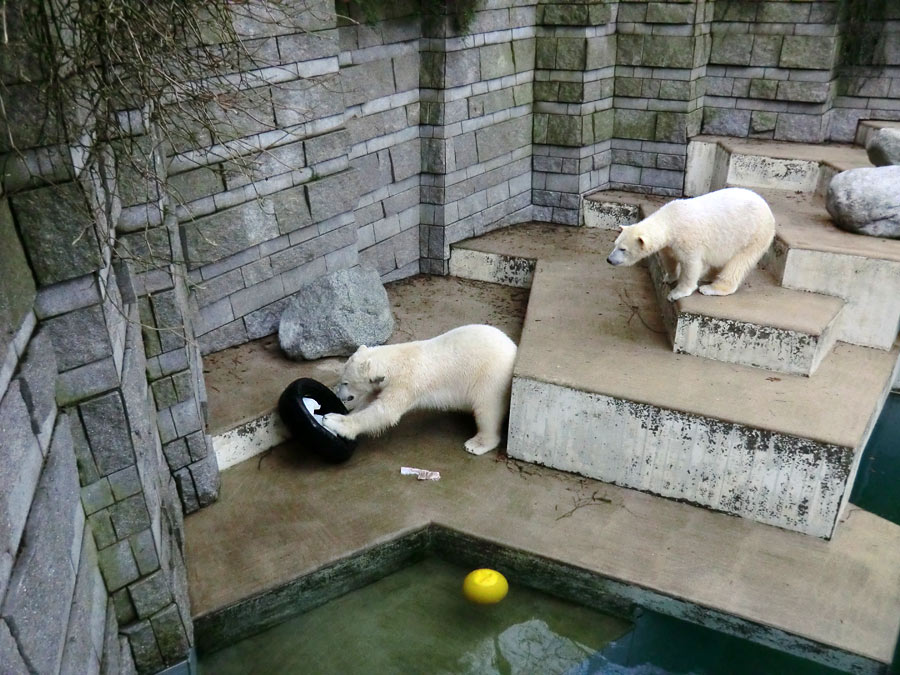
400;466;441;481
302;397;326;425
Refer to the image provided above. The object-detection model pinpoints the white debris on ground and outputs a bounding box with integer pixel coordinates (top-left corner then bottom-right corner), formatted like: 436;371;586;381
400;466;441;481
302;397;326;425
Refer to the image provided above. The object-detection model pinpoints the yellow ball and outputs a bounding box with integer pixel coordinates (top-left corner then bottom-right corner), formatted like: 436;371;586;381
462;568;509;604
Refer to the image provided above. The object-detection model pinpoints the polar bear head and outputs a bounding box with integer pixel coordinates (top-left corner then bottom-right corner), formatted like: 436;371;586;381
335;345;386;411
606;224;651;267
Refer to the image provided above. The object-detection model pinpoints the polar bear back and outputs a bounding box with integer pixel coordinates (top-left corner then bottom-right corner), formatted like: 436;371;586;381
369;324;517;412
653;188;775;268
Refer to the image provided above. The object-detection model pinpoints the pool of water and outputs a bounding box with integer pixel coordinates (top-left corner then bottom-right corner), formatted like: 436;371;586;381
199;557;631;674
199;556;853;674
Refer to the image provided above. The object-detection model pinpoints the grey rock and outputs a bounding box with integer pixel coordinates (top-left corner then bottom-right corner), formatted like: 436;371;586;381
866;128;900;167
278;266;394;360
2;413;81;675
826;166;900;239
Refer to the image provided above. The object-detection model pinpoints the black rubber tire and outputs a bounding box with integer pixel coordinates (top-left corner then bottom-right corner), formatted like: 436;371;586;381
278;378;357;464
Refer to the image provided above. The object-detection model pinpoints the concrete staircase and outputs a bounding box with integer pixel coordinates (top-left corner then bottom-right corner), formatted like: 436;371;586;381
451;131;900;540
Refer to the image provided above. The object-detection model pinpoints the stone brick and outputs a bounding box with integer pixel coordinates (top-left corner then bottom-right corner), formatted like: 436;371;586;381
775;113;824;142
389;140;420;183
56;357;120;407
271;183;313;235
777;80;831;103
80;392;135;476
45;304;112;372
0;200;36;361
190;452;221;508
60;530;107;675
342;60;396;107
97;539;140;592
198;319;248;355
15;328;57;452
129;570;173;620
481;42;515;80
163;438;192;472
711;33;754;66
306;169;360;222
750;78;779;100
208;86;276;143
642;36;696;69
556;37;587;70
173;468;200;514
780;36;837;70
0;380;43;598
109;494;152;541
244;296;291;339
702;107;750;136
169;397;203;437
444;48;481;87
10;181;104;286
646;2;696;24
614;109;657;141
151;604;190;664
122;619;164;673
277;29;339;62
129;529;161;577
182;197;278;269
167;167;222;205
751;110;778;134
476;116;531;162
108;467;142;502
751;35;783;67
185;432;211;462
305;128;350;166
81;479;115;516
758;2;811;23
2;413;80;675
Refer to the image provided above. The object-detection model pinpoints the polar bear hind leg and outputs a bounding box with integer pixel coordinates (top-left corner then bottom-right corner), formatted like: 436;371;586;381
699;235;771;296
464;401;504;455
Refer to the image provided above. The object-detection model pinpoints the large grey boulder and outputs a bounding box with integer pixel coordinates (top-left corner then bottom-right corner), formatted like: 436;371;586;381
866;128;900;167
826;166;900;239
279;266;394;360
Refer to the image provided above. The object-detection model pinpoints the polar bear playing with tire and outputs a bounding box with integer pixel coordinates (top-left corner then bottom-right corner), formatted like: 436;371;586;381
322;324;517;455
606;187;775;301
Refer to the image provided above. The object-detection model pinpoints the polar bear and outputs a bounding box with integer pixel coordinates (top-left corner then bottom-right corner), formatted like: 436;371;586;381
606;187;775;301
322;324;517;455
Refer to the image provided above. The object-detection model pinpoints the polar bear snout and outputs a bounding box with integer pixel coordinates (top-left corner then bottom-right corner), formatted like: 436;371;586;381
336;382;359;409
607;248;625;266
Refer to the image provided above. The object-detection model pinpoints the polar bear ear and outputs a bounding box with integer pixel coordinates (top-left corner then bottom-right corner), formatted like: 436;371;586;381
637;236;646;249
370;374;386;386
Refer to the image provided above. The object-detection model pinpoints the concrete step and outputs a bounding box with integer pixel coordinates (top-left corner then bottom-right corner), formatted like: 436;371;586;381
649;262;843;377
685;135;870;198
450;222;898;538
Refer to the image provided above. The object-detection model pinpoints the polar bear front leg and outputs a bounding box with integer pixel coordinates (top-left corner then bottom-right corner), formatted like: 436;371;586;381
659;248;681;284
667;255;703;302
464;403;504;456
323;392;410;439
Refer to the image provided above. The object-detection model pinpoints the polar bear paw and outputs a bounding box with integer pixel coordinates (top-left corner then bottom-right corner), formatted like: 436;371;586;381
323;413;357;440
667;287;694;302
699;283;733;296
464;434;499;456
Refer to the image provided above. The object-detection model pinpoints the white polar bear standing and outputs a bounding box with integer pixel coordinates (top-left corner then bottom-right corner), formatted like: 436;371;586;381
606;187;776;301
322;324;518;455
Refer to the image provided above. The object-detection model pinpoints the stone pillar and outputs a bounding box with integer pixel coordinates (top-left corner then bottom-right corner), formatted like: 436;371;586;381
610;0;709;195
532;0;617;224
419;1;536;273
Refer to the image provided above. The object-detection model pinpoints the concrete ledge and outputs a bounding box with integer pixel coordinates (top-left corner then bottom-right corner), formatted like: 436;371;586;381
448;247;535;288
212;410;287;471
508;375;852;538
647;258;843;376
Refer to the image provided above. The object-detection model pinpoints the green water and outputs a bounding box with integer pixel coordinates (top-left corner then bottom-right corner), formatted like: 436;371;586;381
199;557;632;675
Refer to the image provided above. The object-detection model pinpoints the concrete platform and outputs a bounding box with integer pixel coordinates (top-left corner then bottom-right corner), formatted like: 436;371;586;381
185;412;900;673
